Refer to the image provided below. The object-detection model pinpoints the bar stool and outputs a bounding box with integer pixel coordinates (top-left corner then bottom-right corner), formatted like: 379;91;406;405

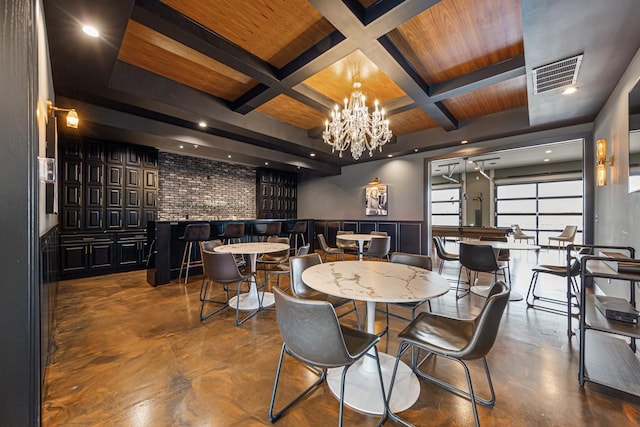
218;222;245;244
254;222;282;241
287;221;307;253
179;223;210;284
218;222;246;267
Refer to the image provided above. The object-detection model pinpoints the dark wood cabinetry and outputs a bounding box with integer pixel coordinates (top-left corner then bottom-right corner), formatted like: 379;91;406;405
256;168;297;219
58;135;157;279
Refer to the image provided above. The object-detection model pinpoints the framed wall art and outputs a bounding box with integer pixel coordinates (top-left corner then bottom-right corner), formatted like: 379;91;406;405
365;184;387;216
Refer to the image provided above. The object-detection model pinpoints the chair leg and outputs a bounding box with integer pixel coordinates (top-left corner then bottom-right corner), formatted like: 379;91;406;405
268;343;327;423
438;260;445;274
179;242;189;283
526;272;538;307
199;279;229;321
184;242;193;284
456;267;470;299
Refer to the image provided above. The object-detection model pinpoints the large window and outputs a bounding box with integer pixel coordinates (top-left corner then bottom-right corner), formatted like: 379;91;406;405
495;179;582;245
432;187;461;226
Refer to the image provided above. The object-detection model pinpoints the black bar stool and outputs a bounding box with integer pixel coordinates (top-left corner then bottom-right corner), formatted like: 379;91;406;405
287;221;307;253
254;222;282;241
179;223;210;284
218;222;245;244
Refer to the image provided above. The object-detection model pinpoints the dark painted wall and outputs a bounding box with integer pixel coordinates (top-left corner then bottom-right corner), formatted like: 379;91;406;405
0;1;40;425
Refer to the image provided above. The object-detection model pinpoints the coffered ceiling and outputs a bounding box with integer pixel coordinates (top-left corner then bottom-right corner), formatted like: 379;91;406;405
44;0;640;176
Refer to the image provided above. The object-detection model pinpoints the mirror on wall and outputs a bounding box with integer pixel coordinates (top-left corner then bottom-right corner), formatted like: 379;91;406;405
629;78;640;193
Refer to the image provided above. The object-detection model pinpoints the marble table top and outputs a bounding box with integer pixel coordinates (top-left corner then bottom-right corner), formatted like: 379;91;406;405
214;242;289;255
336;234;386;242
301;261;450;303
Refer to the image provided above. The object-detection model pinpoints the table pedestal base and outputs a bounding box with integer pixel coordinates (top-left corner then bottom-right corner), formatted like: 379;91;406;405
228;283;275;310
326;352;420;415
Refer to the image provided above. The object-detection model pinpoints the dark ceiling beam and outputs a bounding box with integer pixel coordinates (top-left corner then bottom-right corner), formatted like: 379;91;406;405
429;55;526;101
132;0;337;114
308;0;457;130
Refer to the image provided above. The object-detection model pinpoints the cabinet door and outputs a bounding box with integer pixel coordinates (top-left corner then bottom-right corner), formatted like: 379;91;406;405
143;170;157;189
62;208;81;231
143;190;156;208
106;209;122;229
63;185;81;207
105;144;123;164
107;165;123;186
126;168;140;188
117;241;139;266
107;187;122;208
143;209;156;229
126;147;141;166
125;209;141;229
86;162;104;186
86;186;103;207
85;141;104;162
126;189;140;208
61;245;88;272
63;160;82;184
89;242;114;269
61;137;82;158
85;208;103;230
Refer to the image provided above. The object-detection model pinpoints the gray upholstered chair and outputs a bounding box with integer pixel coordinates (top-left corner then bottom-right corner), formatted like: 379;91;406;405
289;253;360;327
202;251;259;326
457;243;506;299
387;281;510;427
433;236;459;274
364;236;391;261
269;287;386;425
548;225;577;250
317;233;345;261
512;224;535;243
178;223;210;284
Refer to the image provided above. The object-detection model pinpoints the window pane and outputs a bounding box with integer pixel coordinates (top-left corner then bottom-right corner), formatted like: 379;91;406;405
539;198;582;213
496;199;536;214
496;215;537;229
538;215;582;231
432;188;460;202
432;202;460;214
539;180;582;197
497;184;536;199
432;215;459;226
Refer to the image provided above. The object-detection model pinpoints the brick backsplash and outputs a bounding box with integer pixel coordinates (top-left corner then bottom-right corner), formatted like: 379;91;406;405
158;152;256;220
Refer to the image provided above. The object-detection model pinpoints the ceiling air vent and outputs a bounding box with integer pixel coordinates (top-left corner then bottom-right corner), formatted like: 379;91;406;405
532;54;583;94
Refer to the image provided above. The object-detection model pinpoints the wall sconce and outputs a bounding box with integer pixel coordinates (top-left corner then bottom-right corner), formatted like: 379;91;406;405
47;99;79;128
596;138;614;186
368;177;381;185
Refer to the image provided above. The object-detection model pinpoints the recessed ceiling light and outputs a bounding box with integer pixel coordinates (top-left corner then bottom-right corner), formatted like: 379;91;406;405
545;149;552;154
297;166;301;169
227;155;232;158
179;145;184;149
193;144;198;149
414;148;419;152
561;86;578;95
387;154;393;158
544;158;550;162
265;162;269;165
198;121;207;128
468;160;474;164
310;153;316;157
461;140;468;144
82;25;100;38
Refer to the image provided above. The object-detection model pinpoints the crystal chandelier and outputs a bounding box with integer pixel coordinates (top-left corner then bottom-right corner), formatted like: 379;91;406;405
322;82;392;160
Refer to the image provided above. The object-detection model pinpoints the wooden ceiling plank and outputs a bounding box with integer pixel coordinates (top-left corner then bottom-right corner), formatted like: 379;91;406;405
133;0;277;85
429;55;526;102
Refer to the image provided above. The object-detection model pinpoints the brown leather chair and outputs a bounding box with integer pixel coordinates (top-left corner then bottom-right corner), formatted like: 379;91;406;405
202;251;258;326
267;244;311;292
289;253;360;327
317;233;344;261
269;288;385;425
379;252;434;334
387;281;510;427
433;236;459;274
200;239;223;252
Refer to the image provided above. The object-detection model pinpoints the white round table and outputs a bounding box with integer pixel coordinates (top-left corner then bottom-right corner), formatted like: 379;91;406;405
302;260;450;415
214;242;289;310
335;233;386;260
461;241;541;301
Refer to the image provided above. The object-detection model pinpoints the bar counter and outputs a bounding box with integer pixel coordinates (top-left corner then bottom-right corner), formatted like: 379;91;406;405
146;219;312;286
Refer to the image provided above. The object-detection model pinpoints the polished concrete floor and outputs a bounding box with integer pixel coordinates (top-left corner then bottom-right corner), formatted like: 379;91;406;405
42;249;640;426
